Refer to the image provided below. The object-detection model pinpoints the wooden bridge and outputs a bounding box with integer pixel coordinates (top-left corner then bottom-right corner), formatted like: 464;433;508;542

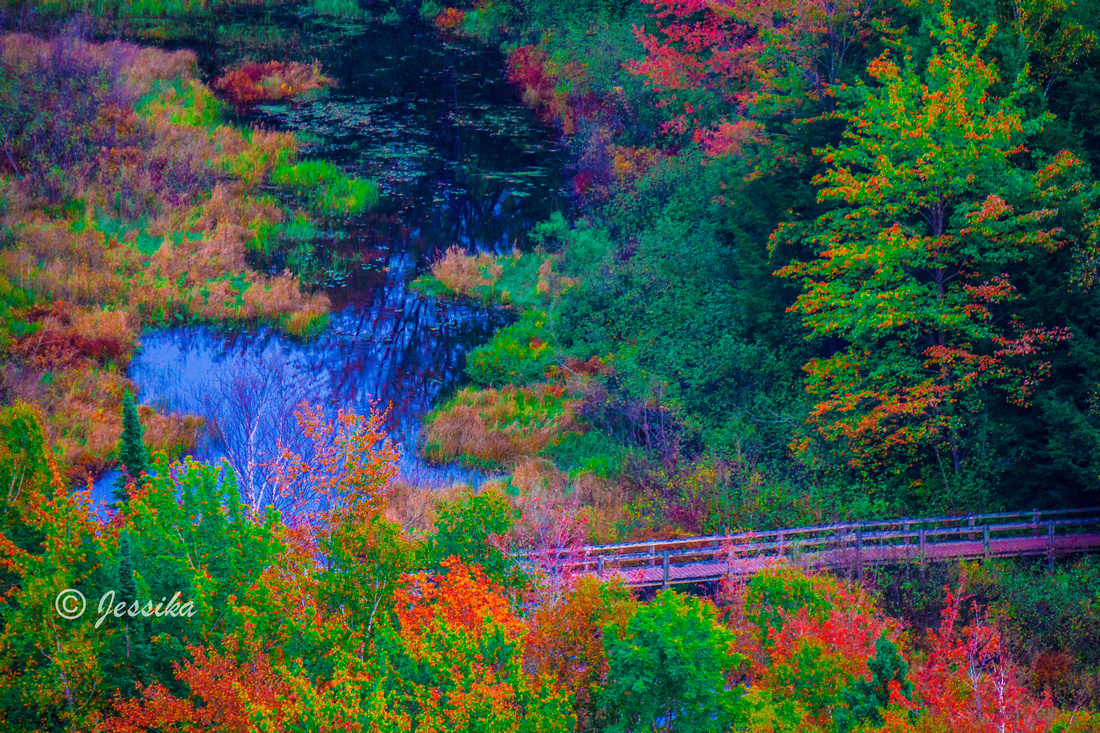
531;507;1100;588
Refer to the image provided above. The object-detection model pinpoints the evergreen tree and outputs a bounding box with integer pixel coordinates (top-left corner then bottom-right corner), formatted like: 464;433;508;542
835;634;915;732
115;389;150;503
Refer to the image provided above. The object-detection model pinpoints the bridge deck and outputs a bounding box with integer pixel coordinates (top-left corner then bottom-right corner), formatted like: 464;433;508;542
537;509;1100;588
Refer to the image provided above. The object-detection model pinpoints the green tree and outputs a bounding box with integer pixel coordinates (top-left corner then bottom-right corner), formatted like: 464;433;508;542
115;389;150;502
772;5;1094;501
835;634;915;732
318;514;415;637
0;407;107;731
600;590;745;732
426;488;518;586
96;457;285;697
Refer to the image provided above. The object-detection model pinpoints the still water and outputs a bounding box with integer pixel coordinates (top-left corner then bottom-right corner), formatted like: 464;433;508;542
117;14;567;500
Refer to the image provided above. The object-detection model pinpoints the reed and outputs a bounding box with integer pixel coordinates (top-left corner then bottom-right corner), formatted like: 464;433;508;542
424;384;584;467
270;161;380;216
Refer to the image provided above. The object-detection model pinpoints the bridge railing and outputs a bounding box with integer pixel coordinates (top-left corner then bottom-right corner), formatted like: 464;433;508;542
526;507;1100;587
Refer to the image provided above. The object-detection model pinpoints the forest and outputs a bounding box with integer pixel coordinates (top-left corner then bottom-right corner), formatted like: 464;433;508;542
2;0;1100;729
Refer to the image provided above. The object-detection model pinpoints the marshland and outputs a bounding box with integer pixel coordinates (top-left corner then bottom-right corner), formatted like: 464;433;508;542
3;0;1100;730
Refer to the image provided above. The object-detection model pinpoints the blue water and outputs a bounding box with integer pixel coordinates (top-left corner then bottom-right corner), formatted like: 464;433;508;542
93;19;567;508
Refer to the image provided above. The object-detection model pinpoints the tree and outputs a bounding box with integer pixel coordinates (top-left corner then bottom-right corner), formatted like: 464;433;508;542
998;0;1096;94
524;577;637;730
911;577;1051;732
628;0;879;158
600;589;745;732
0;410;107;731
271;400;400;526
201;356;314;514
772;5;1092;493
370;558;575;732
425;488;519;588
114;389;150;503
754;573;895;727
835;634;915;732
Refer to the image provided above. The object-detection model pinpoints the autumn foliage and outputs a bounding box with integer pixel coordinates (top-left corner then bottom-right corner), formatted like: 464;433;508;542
0;398;1068;732
213;60;336;106
772;8;1089;479
629;0;878;156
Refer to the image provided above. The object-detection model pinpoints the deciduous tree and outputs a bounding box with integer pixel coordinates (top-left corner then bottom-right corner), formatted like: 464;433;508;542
600;589;745;732
629;0;879;158
772;6;1092;488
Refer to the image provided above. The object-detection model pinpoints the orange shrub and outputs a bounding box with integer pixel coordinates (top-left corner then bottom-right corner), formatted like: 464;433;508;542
435;8;466;30
214;60;336;106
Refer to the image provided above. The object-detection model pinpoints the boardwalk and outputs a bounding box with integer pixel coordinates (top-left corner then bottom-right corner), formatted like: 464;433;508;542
534;507;1100;588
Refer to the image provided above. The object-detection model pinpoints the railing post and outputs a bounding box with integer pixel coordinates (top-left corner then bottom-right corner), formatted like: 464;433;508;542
777;530;785;556
855;525;864;576
919;528;927;570
649;541;656;567
838;525;845;569
1032;508;1040;538
903;519;910;550
983;525;991;561
662;550;670;589
597;555;604;578
968;516;975;541
1048;520;1056;571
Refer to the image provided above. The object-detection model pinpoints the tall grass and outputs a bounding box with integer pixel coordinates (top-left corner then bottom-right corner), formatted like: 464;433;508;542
0;31;333;483
271;160;380;216
311;0;364;17
25;0;278;19
424;384;583;467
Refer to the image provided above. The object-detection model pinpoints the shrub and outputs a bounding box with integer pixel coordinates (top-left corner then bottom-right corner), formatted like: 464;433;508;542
213;61;335;106
465;309;557;386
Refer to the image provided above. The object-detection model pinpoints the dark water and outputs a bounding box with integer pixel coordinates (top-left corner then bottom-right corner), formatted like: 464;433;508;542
113;15;567;501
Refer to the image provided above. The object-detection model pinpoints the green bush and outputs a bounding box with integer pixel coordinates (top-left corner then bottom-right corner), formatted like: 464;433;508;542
465;310;557;386
542;430;629;479
425;489;519;587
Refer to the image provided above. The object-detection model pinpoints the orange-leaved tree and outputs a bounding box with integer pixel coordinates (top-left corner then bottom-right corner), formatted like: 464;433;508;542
524;576;637;730
771;5;1093;493
272;401;400;528
100;632;376;733
370;557;575;732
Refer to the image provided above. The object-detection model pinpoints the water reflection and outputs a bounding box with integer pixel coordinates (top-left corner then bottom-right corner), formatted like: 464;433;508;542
131;292;510;488
118;17;566;507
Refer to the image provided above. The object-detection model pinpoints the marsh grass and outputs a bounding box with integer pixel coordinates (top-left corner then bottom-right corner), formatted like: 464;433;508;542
423;244;572;310
214;60;336;106
311;0;365;18
0;31;333;481
424;383;583;468
271;160;380;216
